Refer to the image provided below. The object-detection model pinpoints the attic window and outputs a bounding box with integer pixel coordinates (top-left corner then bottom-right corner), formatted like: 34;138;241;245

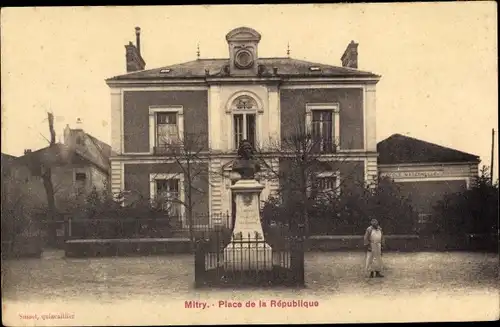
160;69;171;73
309;66;321;71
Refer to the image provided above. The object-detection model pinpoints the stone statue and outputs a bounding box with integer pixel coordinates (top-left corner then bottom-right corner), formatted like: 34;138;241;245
232;140;261;180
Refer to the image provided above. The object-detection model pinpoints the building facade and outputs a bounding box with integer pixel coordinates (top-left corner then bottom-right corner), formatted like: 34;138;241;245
106;26;380;226
10;124;112;212
377;134;480;224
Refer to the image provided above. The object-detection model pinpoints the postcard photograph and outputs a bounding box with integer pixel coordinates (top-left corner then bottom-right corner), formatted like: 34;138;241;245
1;3;498;326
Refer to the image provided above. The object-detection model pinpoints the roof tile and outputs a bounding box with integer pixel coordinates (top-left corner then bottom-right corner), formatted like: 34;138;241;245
106;57;379;81
377;134;480;165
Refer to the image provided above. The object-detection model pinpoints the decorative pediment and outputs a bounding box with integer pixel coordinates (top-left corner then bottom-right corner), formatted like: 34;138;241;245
226;27;261;42
231;95;258;111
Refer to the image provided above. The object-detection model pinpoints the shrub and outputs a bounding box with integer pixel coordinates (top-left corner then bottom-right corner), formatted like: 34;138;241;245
67;189;173;239
433;173;499;236
261;177;418;235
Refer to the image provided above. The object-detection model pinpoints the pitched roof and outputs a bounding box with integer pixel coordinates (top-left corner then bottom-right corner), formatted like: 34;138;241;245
106;57;379;81
68;129;113;158
377;134;480;165
66;128;113;171
1;153;17;164
1;153;18;174
14;143;108;175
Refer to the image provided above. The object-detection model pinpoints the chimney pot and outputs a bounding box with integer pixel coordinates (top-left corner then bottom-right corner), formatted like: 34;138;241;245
135;26;141;55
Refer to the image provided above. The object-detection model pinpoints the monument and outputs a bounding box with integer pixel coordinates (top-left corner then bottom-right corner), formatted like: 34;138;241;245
224;140;273;270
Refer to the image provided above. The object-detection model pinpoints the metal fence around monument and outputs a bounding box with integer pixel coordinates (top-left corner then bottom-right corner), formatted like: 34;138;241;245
194;228;305;288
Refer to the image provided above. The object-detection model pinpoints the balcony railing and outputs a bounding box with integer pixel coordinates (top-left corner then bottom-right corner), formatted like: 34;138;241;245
154;145;182;155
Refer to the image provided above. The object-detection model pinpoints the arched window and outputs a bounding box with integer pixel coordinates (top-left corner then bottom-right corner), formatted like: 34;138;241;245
231;95;258;149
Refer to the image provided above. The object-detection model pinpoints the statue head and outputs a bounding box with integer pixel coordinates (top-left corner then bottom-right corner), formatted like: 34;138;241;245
237;140;254;160
233;140;260;179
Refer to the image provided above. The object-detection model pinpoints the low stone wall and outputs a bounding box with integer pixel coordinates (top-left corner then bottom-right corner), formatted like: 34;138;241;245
64;233;498;258
308;235;420;252
418;234;498;252
308;234;498;252
65;238;192;258
1;237;43;259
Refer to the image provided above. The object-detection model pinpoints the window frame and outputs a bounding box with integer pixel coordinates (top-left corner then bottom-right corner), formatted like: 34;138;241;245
74;171;87;196
305;103;340;152
315;171;341;197
149;173;185;218
149;106;184;154
229;95;259;150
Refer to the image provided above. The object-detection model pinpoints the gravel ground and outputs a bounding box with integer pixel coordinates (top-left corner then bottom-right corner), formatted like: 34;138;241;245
2;251;498;325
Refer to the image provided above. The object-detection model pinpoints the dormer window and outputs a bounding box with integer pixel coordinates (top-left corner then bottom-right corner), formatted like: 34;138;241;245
160;69;171;73
309;66;321;71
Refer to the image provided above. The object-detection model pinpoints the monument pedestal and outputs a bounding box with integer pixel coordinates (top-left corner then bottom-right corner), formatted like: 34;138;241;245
224;179;273;271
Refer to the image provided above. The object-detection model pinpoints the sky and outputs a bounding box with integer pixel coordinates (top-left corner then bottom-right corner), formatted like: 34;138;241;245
1;3;498;179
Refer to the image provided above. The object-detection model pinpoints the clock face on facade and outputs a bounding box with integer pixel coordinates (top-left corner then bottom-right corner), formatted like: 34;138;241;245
234;49;254;69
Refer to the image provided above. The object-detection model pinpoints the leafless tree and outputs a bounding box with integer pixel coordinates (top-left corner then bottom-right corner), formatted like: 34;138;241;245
153;131;213;247
40;112;58;245
255;122;365;237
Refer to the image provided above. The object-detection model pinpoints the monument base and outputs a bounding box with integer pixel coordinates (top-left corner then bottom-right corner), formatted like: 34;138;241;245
223;241;273;271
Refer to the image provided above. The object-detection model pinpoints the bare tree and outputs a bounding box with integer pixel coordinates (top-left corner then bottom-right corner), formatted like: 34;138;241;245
154;131;212;247
256;122;365;237
40;112;58;246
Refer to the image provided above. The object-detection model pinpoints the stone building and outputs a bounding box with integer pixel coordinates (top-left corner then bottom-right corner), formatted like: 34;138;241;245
106;26;380;227
106;26;479;228
10;122;112;212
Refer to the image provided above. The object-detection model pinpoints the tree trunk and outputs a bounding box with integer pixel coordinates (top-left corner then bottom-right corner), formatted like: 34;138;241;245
186;161;195;252
43;112;58;248
300;167;310;239
42;167;57;247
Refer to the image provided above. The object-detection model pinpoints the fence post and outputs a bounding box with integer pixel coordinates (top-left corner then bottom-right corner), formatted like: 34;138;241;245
194;239;206;287
290;236;305;286
68;217;72;240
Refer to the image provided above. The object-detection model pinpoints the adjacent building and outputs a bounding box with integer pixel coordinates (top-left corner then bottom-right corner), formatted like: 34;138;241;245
377;133;480;224
8;123;112;212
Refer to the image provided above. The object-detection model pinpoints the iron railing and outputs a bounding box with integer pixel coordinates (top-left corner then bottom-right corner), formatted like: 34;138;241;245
194;229;305;288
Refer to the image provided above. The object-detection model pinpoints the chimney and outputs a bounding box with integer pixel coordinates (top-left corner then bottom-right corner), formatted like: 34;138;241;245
341;40;358;69
135;27;141;55
24;149;32;155
125;27;146;72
